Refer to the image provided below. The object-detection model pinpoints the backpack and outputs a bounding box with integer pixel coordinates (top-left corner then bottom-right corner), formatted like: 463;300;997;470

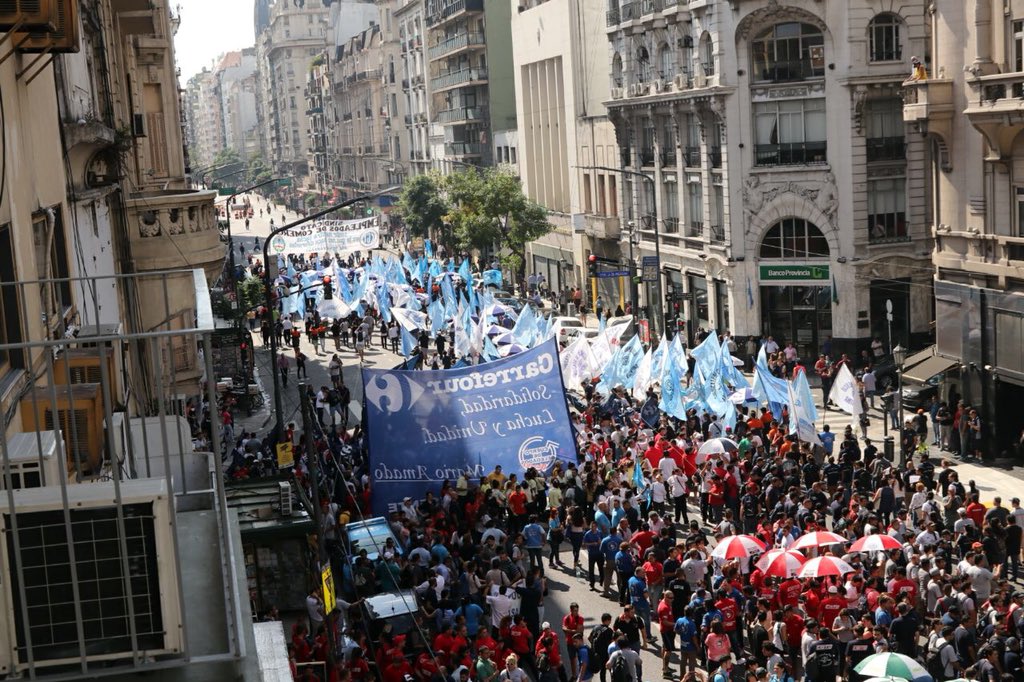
926;640;948;681
610;654;630;682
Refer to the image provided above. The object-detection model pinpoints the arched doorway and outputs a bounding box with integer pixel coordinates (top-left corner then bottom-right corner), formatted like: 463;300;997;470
758;218;833;360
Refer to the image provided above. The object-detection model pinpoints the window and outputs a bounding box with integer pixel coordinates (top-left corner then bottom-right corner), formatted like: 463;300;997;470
0;224;24;371
699;33;714;76
33;208;73;330
753;98;827;166
658;42;674;79
678;36;693;77
686;176;703;237
636;45;651;83
867;178;907;242
1017;187;1024;237
751;22;824;82
612;53;623;87
597;174;608;215
683;114;700;166
662;175;678;233
868;13;902;62
759;218;828;259
510;148;516;164
1016;20;1024;72
712;178;724;240
864;98;905;162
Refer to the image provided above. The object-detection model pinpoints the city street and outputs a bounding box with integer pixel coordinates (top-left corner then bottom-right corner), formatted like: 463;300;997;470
226;192;1024;680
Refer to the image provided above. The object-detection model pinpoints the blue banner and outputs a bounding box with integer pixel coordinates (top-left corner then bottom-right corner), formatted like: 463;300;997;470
363;338;576;515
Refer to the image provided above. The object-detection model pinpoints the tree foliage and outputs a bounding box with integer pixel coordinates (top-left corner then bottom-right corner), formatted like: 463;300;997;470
247;154;273;186
398;172;450;244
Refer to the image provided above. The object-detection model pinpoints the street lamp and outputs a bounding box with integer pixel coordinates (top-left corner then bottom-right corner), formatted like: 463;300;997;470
893;343;907;465
263;185;401;441
626;220;640;317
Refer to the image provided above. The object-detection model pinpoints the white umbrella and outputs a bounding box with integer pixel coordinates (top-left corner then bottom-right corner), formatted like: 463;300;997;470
696;437;739;456
853;653;930;681
797;556;856;578
755;549;807;578
791;531;847;550
849;534;904;553
710;534;766;560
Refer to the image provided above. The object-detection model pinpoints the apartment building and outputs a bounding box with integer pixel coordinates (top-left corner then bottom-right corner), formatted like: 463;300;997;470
605;0;932;354
256;0;329;178
514;0;622;301
218;49;259;160
185;68;223;170
424;0;515;170
906;0;1024;457
396;0;432;173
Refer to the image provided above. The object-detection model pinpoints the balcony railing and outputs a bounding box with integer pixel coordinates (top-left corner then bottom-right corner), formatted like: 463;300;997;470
754;141;827;166
640;0;663;15
639;148;655;166
445;141;484;156
687;221;704;238
437;106;484;124
405;114;413;125
710;224;725;241
425;0;483;26
620;2;637;21
868;215;908;244
662;217;680;234
660;149;676;166
606;8;619;25
430;66;488;91
683;146;701;167
428;32;485;60
866;136;906;163
709;147;722;168
752;59;823;83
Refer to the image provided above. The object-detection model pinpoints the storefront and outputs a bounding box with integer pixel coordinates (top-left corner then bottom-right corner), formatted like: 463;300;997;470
758;263;833;361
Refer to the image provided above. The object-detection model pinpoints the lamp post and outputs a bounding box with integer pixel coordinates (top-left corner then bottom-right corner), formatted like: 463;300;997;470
225;177;288;294
893;343;907;465
263;186;400;441
626;220;640;317
575;164;663;338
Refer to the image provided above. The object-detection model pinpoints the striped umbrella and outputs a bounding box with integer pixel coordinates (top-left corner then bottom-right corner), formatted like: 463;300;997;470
755;549;808;578
797;556;856;579
853;653;930;682
710;534;767;560
849;534;904;553
791;530;847;550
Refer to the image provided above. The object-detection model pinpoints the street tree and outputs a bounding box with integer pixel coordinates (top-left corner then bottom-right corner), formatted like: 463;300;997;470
398;172;450;247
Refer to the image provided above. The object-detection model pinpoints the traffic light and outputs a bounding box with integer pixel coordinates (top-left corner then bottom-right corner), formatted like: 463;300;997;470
587;254;597;278
323;276;333;300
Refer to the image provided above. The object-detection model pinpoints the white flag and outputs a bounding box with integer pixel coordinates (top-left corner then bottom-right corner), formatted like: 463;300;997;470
391;307;427;333
559;336;597;390
787;376;822;446
633;347;654;397
828;363;864;417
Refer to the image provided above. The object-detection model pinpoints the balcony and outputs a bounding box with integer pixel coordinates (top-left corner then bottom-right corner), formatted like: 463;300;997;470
660;149;676;167
426;0;483;26
640;0;663;15
124;189;223;283
437;106;485;124
709;147;722;168
687;221;704;238
752;59;823;84
428;32;485;61
865;136;905;163
587;215;622;240
606;8;619;26
445;141;484;156
405;114;414;124
619;2;637;21
430;67;488;92
682;146;701;167
902;78;954;130
754;141;827;167
639;148;655;166
662;217;679;234
933;229;1024;281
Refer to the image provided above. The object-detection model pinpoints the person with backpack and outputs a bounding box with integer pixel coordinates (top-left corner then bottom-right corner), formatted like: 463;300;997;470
926;625;960;681
588;613;615;682
572;632;597;682
605;637;640;682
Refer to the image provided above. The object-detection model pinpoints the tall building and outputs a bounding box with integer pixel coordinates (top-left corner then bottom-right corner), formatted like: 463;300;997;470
255;0;329;178
185;68;223;171
906;0;1024;458
395;0;431;174
604;0;932;354
218;49;259;159
513;0;622;299
424;0;515;170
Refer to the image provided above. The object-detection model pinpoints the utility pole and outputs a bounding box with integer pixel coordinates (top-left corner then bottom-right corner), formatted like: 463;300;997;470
298;380;324;564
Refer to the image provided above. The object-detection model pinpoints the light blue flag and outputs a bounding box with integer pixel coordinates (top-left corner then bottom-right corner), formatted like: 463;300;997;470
416;257;428;284
440;274;456;308
599;314;607;333
424;239;433;258
597;335;645;396
458;258;474;287
752;346;788;419
468;285;479;313
428;298;445;335
511;304;538;346
429;260;442;278
400;325;417;357
689;331;722;386
650;336;669;380
659;356;686;420
338;272;353;303
482;269;502;287
452;357;469;368
483;334;500;362
788;371;822;446
402;251;416;275
719;337;750;390
794;369;818;423
375;284;392;323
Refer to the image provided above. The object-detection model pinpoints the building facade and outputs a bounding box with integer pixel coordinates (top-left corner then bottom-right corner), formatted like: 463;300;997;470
907;0;1024;458
396;0;432;174
605;0;932;355
185;68;223;171
514;0;622;302
218;49;259;159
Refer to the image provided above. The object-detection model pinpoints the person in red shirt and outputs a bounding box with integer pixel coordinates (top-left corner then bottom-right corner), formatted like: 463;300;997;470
777;576;802;609
349;649;371;682
291;623;312;662
965;495;987;530
818;585;847;630
782;604;805;663
536;624;562;670
657;592;676;675
631;525;657;557
714;589;740;651
508;486;528;531
508;614;533;661
476;627;500;662
382;656;414;682
708;476;725;521
887;566;918;606
416;649;440;681
434;624;457;654
561;604;585;678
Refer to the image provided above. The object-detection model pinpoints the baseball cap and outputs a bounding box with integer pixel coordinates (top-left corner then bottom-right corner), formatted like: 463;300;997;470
542;622;551;630
827;586;838;593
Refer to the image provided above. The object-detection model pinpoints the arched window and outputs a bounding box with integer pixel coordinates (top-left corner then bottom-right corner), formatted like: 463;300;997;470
678;34;693;77
612;53;623;87
636;45;651;83
868;13;902;62
759;218;829;259
658;42;674;79
699;33;714;76
751;22;824;83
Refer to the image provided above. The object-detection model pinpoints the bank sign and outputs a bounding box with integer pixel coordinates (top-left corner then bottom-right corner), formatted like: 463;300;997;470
362;338;577;515
759;264;830;283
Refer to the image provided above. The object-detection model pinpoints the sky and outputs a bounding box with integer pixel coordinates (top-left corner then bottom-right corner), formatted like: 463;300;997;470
173;0;256;82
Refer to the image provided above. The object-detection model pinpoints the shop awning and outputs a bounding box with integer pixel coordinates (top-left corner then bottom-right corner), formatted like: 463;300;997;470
903;352;959;383
902;347;937;372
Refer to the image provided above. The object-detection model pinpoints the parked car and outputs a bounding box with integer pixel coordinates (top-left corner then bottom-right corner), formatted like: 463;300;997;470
550;316;585;346
345;516;403;562
362;590;421;640
902;373;943;411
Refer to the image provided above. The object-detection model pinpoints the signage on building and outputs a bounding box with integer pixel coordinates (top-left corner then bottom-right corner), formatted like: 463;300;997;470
641;256;660;282
758;264;830;282
596;270;630;279
321;564;336;613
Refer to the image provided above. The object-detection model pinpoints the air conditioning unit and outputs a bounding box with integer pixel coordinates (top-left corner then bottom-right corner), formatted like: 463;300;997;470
53;347;118;394
106;414;192;474
652;79;663;93
0;0;58;30
279;480;293;516
14;0;79;53
694;73;707;88
628;84;638;96
21;384;104;474
0;478;183;674
611;87;623;99
674;74;689;90
0;431;63;490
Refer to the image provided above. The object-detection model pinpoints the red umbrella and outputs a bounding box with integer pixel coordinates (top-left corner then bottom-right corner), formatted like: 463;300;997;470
849;534;904;553
710;534;767;560
797;556;856;578
791;531;847;550
755;549;808;578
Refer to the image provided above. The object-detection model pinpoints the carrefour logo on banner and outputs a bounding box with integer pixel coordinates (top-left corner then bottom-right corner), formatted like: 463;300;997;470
365;372;425;413
271;235;287;254
360;229;378;247
518;436;559;472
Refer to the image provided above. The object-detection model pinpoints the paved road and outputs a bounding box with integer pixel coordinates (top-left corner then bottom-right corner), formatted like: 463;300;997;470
226;192;1024;678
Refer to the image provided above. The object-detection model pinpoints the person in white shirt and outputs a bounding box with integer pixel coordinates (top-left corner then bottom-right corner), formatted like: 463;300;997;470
486;585;517;627
658;452;676;481
764;336;779;354
861;369;877;408
915;523;939;552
